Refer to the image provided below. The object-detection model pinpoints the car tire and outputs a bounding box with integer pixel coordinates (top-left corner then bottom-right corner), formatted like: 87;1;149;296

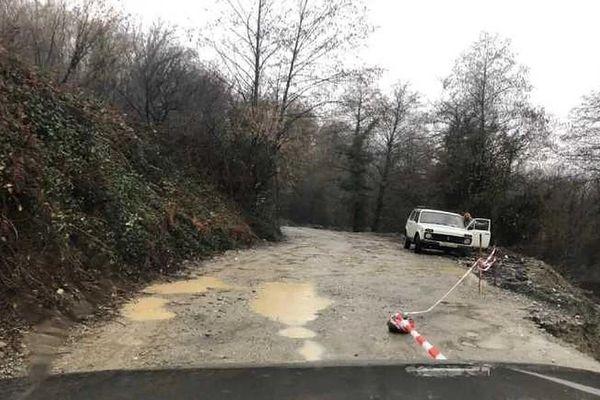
413;234;422;253
403;235;411;249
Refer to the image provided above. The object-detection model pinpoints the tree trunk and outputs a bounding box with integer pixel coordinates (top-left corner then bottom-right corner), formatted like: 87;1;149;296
251;0;264;107
371;138;393;231
371;173;388;231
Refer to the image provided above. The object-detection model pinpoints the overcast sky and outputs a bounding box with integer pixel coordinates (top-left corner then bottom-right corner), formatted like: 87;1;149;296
118;0;600;119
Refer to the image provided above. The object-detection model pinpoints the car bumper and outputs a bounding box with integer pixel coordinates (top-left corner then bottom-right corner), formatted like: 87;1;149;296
421;240;470;250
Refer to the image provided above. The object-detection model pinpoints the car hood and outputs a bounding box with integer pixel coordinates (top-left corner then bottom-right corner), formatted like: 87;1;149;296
420;223;469;236
2;362;599;400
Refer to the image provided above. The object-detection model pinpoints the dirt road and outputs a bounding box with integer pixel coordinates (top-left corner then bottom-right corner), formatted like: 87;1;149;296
54;227;600;373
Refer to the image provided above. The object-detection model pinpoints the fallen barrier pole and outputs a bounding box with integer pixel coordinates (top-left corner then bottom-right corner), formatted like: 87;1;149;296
388;312;447;360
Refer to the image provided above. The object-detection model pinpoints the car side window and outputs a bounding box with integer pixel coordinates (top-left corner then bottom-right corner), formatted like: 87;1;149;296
408;211;415;221
474;220;490;231
414;211;421;222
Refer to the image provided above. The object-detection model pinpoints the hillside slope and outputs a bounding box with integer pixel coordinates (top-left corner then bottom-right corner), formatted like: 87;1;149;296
470;250;600;361
0;53;254;367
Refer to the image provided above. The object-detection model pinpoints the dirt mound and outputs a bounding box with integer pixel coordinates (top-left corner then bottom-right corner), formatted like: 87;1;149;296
464;250;600;360
0;55;254;376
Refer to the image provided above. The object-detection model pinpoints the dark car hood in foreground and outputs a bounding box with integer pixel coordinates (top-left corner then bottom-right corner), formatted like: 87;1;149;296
1;362;599;400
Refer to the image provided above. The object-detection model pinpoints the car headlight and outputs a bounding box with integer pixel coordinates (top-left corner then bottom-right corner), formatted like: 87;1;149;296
425;232;432;239
463;237;472;245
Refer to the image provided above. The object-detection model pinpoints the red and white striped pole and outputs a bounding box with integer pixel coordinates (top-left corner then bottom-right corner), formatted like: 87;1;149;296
388;313;447;360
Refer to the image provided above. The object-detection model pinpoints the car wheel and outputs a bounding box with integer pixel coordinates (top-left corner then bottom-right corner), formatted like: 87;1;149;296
413;234;422;253
403;235;411;249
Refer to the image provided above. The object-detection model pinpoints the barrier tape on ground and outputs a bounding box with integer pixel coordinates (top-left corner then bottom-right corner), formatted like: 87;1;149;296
387;249;499;361
404;248;498;316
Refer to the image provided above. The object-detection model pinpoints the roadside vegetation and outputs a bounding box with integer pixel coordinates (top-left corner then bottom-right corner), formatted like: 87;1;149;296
0;50;254;336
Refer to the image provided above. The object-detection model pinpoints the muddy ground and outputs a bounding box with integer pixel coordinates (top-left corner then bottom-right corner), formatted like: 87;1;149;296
37;226;598;374
465;249;600;360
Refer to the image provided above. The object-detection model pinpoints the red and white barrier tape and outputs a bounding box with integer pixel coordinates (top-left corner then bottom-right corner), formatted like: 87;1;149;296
475;248;497;272
403;248;498;316
387;248;499;361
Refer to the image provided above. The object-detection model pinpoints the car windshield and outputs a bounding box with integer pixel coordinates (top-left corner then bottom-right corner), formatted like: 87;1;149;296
419;211;464;228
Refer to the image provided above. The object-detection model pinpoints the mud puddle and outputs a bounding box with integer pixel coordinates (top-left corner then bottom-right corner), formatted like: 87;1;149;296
145;276;232;295
251;282;332;361
278;327;317;339
250;282;332;326
298;340;325;361
122;297;175;321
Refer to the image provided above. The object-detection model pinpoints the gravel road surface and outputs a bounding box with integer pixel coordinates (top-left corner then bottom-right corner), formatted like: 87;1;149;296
53;227;600;373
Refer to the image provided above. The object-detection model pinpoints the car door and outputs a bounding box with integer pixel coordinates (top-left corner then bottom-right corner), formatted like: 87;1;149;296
468;218;491;249
405;210;416;238
410;210;421;239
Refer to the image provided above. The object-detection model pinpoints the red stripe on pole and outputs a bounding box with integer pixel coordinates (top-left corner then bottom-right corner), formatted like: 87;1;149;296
428;346;441;358
388;313;447;360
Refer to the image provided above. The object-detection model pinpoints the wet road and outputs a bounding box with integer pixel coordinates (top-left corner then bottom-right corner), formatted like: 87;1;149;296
53;227;600;373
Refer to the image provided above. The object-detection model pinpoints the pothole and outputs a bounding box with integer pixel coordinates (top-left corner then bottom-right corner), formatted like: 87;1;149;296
122;297;175;321
250;282;332;361
144;276;232;295
250;282;332;326
298;340;324;361
278;327;317;339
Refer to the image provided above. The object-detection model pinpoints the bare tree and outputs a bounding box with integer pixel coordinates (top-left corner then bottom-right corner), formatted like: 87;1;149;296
273;0;369;140
117;23;199;124
0;0;70;73
371;83;419;231
0;0;124;84
563;90;600;175
0;0;24;52
212;0;369;139
210;0;280;105
28;0;69;70
80;18;134;99
61;0;121;84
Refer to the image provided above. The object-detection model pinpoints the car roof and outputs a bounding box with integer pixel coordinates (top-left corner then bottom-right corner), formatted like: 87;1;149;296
415;208;462;217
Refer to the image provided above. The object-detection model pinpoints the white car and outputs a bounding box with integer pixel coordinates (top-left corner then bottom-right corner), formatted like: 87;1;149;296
404;208;491;255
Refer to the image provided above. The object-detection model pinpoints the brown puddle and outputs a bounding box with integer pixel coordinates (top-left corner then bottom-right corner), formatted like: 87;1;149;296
250;282;332;326
144;276;232;295
251;282;331;361
122;297;175;321
298;340;324;361
278;327;317;339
